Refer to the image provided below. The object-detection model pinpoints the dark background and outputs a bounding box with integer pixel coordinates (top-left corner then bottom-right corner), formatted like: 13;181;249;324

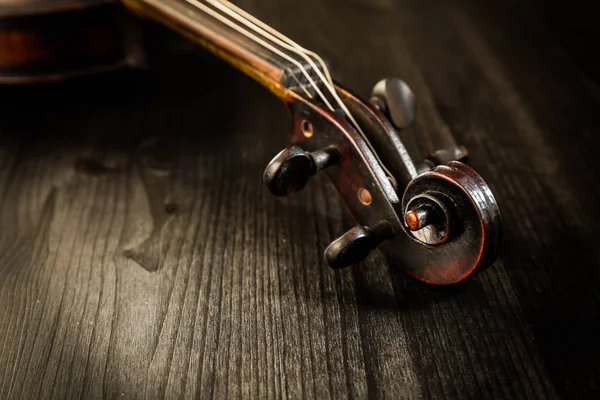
0;0;599;398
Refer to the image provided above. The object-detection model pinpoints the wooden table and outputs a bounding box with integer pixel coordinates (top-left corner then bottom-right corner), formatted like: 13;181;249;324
1;0;598;398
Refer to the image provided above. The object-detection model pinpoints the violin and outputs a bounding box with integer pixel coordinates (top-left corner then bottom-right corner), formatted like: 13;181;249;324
0;0;502;285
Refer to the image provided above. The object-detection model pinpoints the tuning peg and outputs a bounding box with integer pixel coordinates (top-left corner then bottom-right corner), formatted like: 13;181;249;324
416;145;469;174
370;78;416;130
324;222;394;269
263;145;340;197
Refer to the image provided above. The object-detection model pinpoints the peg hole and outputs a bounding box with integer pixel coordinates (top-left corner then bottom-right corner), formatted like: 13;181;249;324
301;120;313;137
358;188;372;205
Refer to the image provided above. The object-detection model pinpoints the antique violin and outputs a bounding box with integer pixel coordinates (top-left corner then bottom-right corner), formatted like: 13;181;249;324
0;0;502;284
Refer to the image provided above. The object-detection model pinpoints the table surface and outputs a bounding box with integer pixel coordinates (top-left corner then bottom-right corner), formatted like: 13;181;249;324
1;0;599;398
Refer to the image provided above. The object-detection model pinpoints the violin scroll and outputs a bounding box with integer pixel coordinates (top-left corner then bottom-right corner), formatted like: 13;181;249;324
263;77;502;285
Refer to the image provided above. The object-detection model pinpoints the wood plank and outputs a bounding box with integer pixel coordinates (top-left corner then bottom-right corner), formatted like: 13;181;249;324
0;0;599;398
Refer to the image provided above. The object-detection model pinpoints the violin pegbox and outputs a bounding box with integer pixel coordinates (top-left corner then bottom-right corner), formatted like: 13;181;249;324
263;88;404;267
263;78;502;285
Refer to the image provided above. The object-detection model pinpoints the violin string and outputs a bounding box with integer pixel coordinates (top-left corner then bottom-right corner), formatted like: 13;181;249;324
210;0;396;182
212;0;336;103
205;0;333;98
206;0;342;111
182;0;314;99
183;0;336;112
209;0;349;115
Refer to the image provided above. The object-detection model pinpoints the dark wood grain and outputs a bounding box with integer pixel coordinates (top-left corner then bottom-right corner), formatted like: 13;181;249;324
0;0;599;398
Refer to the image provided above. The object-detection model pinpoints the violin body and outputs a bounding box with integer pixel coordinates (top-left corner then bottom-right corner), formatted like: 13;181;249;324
0;0;197;83
0;1;134;83
0;0;503;285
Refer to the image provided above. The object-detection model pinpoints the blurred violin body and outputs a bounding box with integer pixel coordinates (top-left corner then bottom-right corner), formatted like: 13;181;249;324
0;1;141;83
0;0;503;285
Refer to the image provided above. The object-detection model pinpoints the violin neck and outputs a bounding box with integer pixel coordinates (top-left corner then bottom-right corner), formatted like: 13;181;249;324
123;0;325;100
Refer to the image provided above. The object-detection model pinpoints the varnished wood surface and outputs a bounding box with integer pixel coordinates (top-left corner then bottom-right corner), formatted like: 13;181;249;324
0;0;599;398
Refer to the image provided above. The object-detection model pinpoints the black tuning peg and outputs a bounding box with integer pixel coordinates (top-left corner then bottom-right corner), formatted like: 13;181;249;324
324;222;394;269
263;145;340;197
370;78;416;130
416;145;469;174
